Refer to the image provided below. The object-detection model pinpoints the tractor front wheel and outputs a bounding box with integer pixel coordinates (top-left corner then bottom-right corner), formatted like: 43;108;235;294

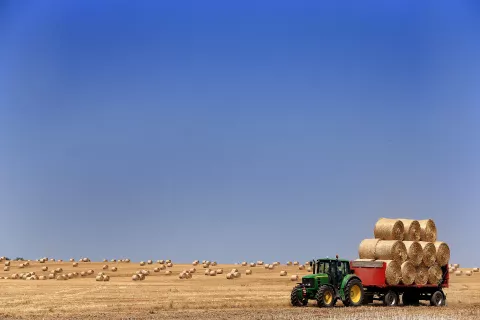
316;285;336;308
290;285;308;307
343;279;364;307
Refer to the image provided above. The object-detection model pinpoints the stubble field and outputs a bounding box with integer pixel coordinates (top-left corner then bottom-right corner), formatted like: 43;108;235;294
0;260;479;319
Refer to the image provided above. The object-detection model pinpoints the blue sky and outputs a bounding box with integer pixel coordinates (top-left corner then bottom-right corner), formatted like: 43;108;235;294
0;0;479;265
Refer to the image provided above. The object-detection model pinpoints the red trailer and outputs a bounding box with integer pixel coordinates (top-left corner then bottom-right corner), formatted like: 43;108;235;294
350;260;449;306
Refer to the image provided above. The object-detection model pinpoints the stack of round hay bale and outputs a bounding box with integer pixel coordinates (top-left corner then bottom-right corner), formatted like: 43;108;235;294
357;218;449;286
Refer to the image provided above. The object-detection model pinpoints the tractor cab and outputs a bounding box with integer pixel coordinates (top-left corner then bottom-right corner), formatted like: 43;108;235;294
290;255;364;308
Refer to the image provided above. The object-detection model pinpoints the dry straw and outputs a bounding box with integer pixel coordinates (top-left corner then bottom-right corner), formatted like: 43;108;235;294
415;265;429;285
434;241;450;267
375;240;407;263
374;218;405;240
403;241;423;266
378;260;401;285
418;219;437;242
399;219;421;241
419;241;436;267
400;261;416;285
358;239;380;260
427;264;442;284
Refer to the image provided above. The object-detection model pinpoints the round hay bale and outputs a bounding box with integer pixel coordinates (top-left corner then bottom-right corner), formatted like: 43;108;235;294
159;265;166;270
42;266;48;271
226;273;233;279
111;267;117;272
103;259;108;262
286;261;292;266
166;259;171;263
211;261;217;266
216;269;223;274
95;275;103;281
110;259;116;263
19;263;24;269
245;269;252;275
290;275;298;281
280;271;287;276
415;265;429;285
293;261;299;266
166;263;173;268
400;261;416;285
298;265;305;270
465;271;472;276
307;267;312;272
147;260;153;265
204;269;210;275
418;219;437;242
427;264;442;284
55;268;63;273
264;264;269;269
72;262;78;267
419;242;436;267
154;267;160;272
165;270;172;275
140;261;145;266
209;270;216;276
4;261;10;267
80;271;86;277
48;273;55;279
3;266;9;271
434;242;450;267
268;264;274;270
87;269;94;275
69;258;75;262
102;265;108;270
473;268;479;272
374;218;405;240
138;273;145;280
233;271;241;278
132;274;139;281
103;275;110;281
67;273;73;279
241;262;247;266
453;263;460;268
375;240;407;263
250;263;256;267
231;268;238;273
358;239;380;260
257;261;264;266
399;219;421;241
403;241;423;266
378;260;401;285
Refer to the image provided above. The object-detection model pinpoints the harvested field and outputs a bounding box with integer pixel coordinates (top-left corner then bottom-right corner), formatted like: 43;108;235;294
0;261;479;319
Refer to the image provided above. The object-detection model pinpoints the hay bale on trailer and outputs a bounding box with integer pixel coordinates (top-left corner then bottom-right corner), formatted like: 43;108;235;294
374;218;405;240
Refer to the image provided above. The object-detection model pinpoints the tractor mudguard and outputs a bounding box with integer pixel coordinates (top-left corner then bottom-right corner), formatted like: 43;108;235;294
339;274;361;300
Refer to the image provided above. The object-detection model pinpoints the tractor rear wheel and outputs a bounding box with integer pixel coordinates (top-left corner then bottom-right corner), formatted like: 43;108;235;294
430;290;445;306
316;285;336;308
290;285;308;307
383;290;399;306
343;279;364;307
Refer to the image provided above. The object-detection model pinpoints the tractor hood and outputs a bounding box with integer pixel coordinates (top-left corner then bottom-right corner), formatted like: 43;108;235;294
302;273;328;280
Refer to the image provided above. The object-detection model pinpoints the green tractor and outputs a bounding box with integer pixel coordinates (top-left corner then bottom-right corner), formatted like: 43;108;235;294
291;256;364;307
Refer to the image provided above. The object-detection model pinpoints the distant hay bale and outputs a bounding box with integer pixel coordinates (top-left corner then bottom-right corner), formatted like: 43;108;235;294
211;262;217;266
154;267;160;272
158;260;165;264
19;264;24;269
358;239;380;260
226;273;233;279
299;265;305;270
96;275;103;281
290;275;299;281
102;265;108;270
166;260;171;263
241;262;247;266
250;263;256;267
42;266;48;271
111;259;116;263
375;240;407;263
67;273;73;279
165;270;172;275
216;269;223;274
419;242;436;267
209;270;216;276
374;218;405;240
166;263;173;268
307;267;312;272
403;241;423;266
48;274;55;279
264;264;269;269
427;264;442;284
233;272;241;278
69;258;75;262
3;266;9;271
453;263;460;268
132;274;139;281
87;269;94;275
257;261;264;266
55;267;63;273
378;260;401;285
399;219;421;241
103;275;110;281
286;261;292;266
418;219;437;242
280;271;287;276
268;264;274;270
414;265;429;285
473;268;479;272
159;265;166;270
111;267;117;272
140;261;145;266
73;262;78;267
204;269;211;275
400;261;416;285
245;270;252;275
231;268;238;273
147;260;153;265
293;261;299;266
465;271;472;276
103;259;108;262
434;242;450;267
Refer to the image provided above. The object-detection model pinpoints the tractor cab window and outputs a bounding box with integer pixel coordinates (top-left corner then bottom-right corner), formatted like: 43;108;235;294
315;261;330;274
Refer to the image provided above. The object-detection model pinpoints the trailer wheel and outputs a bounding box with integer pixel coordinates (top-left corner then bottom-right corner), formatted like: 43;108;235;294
383;290;399;306
343;279;364;307
430;290;445;307
290;285;308;307
316;285;336;308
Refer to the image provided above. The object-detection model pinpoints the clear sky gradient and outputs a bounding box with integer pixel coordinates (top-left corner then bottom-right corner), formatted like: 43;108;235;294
0;1;479;265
